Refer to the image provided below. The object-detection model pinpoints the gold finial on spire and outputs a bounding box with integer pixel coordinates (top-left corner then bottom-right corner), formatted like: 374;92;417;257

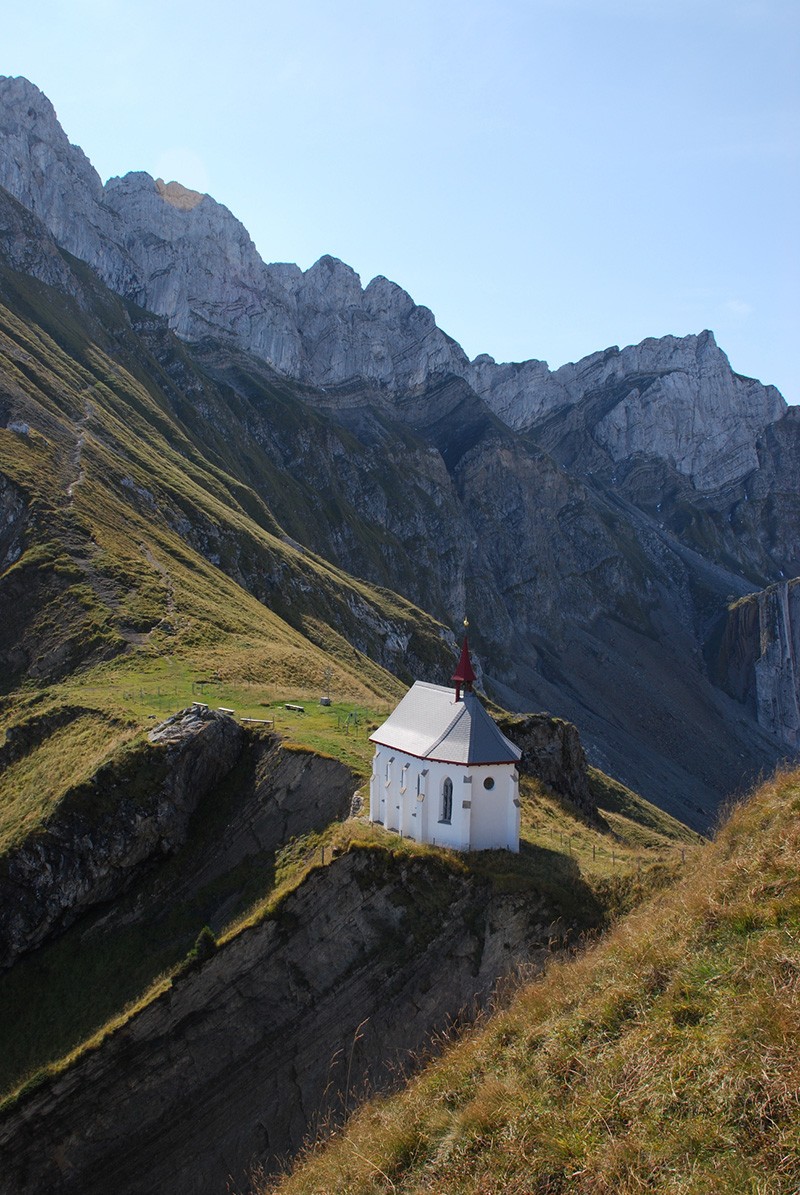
463;617;469;629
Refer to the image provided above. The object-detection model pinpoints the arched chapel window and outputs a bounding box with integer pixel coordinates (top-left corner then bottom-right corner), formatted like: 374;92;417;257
440;776;453;823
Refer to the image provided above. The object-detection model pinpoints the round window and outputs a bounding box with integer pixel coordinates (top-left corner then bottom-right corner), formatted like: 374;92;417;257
483;777;495;790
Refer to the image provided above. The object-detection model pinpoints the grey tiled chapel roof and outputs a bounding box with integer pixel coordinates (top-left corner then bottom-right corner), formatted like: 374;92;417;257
369;681;522;766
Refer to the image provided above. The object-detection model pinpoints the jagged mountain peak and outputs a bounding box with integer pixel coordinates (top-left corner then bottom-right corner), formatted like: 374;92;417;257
300;254;364;307
0;74;62;129
363;274;418;318
563;329;786;491
0;74;791;491
0;74;104;214
104;169;254;246
0;76;97;198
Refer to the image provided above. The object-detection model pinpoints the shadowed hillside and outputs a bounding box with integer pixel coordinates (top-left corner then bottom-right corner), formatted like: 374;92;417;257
0;230;457;836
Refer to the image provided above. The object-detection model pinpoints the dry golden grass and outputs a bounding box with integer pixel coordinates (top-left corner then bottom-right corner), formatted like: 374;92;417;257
263;768;800;1195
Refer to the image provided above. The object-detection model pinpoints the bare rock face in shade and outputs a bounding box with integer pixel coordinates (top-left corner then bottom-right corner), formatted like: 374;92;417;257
0;844;566;1195
0;709;245;969
714;579;800;749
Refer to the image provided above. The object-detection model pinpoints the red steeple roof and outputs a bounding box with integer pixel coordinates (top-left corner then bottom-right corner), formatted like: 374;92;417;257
452;635;476;700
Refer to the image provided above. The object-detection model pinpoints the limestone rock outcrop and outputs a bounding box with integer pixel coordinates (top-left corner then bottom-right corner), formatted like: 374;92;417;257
587;333;786;491
0;708;244;968
0;186;82;300
0;472;26;572
469;352;573;426
0;78;471;392
499;713;595;816
0;78;103;241
477;333;787;489
475;332;788;491
754;581;800;748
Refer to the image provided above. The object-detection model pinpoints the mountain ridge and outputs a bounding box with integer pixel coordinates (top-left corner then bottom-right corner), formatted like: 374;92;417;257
0;74;789;497
0;74;798;825
0;72;797;1195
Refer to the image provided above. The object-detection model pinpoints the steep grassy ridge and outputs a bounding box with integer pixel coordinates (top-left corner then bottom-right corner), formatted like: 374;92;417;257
0;255;703;1170
0;261;455;843
0;758;695;1116
264;768;800;1195
0;267;448;680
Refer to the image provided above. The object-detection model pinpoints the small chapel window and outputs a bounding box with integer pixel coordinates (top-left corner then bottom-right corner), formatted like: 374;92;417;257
440;776;453;823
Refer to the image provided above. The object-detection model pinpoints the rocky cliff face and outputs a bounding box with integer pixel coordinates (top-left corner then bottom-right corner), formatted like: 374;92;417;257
0;708;244;968
0;471;26;572
0;75;788;499
0;77;472;393
0;845;567;1195
714;579;800;750
0;186;82;301
476;333;786;491
500;714;595;817
564;334;785;491
754;582;800;748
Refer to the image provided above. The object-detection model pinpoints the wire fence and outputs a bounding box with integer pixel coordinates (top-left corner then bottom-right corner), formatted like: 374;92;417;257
545;827;688;868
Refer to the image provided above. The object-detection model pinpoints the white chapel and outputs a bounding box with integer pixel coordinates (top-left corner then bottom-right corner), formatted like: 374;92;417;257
368;636;522;852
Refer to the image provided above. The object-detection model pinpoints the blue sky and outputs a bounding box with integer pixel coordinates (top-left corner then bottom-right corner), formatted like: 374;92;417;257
4;0;799;400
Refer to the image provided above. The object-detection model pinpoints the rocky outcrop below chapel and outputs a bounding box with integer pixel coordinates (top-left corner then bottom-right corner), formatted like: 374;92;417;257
499;713;596;817
0;843;573;1195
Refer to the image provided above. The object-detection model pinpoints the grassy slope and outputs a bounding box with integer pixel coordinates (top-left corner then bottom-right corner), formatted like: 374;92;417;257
263;767;800;1195
0;753;695;1113
0;264;457;848
0;259;701;1127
